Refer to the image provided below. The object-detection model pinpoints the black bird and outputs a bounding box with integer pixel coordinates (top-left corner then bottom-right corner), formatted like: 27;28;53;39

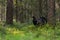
32;16;47;26
32;16;38;26
39;16;47;25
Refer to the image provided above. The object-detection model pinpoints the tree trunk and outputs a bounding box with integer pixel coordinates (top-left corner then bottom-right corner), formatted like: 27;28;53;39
16;0;19;22
47;0;56;26
6;0;13;24
19;0;24;23
39;0;42;17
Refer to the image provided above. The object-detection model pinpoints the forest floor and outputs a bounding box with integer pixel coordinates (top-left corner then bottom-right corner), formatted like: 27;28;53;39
0;22;60;40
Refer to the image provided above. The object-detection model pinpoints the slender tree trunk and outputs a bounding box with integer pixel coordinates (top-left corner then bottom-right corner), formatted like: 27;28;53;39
58;0;60;21
1;6;5;22
6;0;13;24
39;0;42;17
16;0;19;22
47;0;56;26
19;0;24;23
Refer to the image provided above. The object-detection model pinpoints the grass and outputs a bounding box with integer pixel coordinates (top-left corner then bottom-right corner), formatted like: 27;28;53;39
0;22;60;40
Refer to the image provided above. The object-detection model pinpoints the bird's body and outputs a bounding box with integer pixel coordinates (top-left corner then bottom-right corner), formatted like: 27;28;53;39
32;16;47;26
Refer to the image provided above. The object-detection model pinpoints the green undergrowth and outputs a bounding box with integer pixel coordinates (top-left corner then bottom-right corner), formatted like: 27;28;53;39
0;22;60;40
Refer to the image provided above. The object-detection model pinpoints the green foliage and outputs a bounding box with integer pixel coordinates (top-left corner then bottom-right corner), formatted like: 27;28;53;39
0;22;60;40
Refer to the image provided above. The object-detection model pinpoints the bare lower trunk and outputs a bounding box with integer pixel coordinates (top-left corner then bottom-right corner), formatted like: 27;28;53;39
6;0;13;24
